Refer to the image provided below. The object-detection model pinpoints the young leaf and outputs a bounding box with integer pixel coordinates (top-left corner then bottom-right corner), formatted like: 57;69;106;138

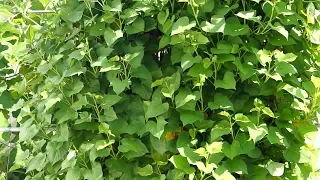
146;117;167;139
169;155;195;174
248;124;268;144
171;17;196;35
266;162;284;176
200;15;225;33
137;165;153;176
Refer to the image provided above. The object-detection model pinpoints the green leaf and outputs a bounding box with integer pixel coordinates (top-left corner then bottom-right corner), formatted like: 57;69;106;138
101;94;122;109
104;28;123;47
248;124;268;144
157;9;169;25
224;157;248;175
146;100;169;119
274;51;297;62
224;17;249;36
200;15;225;33
283;146;313;163
46;142;69;164
236;10;261;22
270;22;288;39
214;71;236;89
159;35;170;49
26;153;47;172
212;166;236;180
266;161;284;176
208;93;234;111
19;120;39;142
169;155;195;174
206;142;223;154
257;49;272;66
146;117;167;139
210;120;231;141
275;62;297;76
223;140;240;160
180;110;204;126
261;107;274;117
109;77;130;95
118;137;149;159
51;123;69;142
236;133;255;155
66;167;81;180
175;88;196;108
178;147;202;165
171;17;196;35
137;164;153;176
181;54;201;71
126;17;145;34
282;84;308;100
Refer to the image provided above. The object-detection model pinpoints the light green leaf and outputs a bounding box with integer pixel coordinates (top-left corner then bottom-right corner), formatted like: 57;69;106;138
178;147;202;165
282;84;308;100
175;88;196;108
200;15;225;33
223;140;240;160
46;142;69;164
146;117;167;139
66;167;81;180
104;28;123;47
171;17;196;35
169;155;195;174
271;22;288;39
311;75;320;88
257;49;272;66
274;51;297;62
214;71;236;89
19;120;39;142
210;120;231;141
266;162;284;176
137;164;153;176
51;123;69;142
248;124;268;144
27;153;47;172
283;146;313;163
261;107;274;117
208;93;234;111
206;142;223;154
181;54;201;71
212;166;236;180
236;10;261;22
180;110;204;126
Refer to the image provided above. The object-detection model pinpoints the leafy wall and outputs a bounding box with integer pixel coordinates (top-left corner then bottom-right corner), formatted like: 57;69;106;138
0;0;320;179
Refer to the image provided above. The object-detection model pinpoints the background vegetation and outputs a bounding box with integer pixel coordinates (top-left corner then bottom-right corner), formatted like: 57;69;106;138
0;0;320;179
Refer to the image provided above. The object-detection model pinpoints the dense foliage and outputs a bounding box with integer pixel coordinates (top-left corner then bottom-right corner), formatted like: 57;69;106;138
1;0;320;179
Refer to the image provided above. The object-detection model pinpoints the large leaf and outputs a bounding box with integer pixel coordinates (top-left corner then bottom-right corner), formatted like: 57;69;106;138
214;71;236;89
